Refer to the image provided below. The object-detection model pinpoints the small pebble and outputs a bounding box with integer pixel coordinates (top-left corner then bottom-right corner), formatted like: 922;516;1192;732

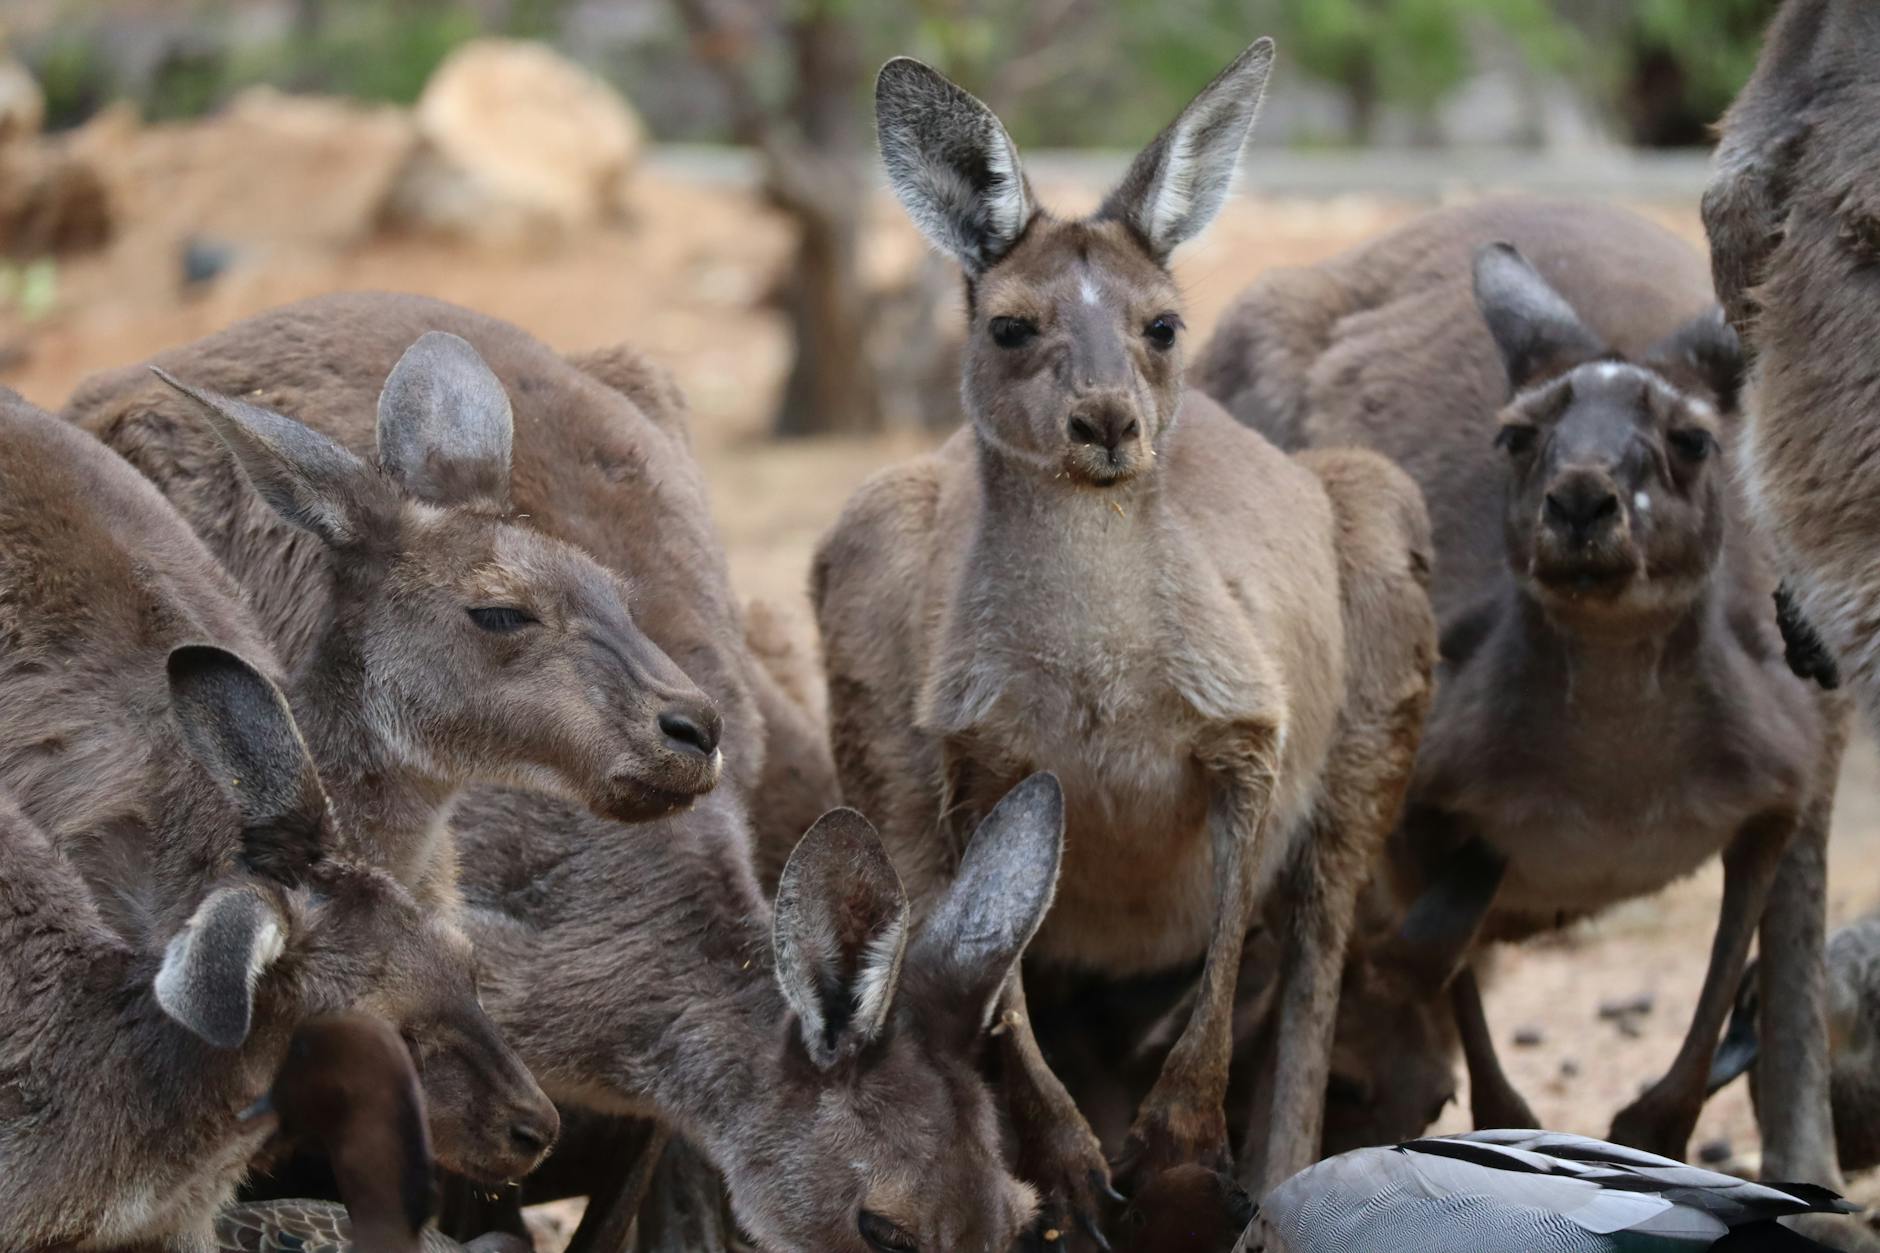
1513;1025;1544;1047
1559;1057;1581;1078
1698;1138;1734;1165
1598;992;1655;1020
1616;1016;1643;1039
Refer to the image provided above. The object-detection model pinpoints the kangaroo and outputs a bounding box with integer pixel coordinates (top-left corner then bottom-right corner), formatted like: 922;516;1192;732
1195;198;1843;1179
217;1014;530;1253
0;392;555;1247
815;40;1436;1234
63;307;726;906
452;772;1067;1253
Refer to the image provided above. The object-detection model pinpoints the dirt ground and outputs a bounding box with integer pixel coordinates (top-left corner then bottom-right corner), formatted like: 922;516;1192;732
5;150;1876;1238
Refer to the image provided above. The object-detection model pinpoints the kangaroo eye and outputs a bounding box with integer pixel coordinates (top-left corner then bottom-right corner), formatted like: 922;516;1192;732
1495;423;1538;456
1668;428;1714;462
859;1211;918;1252
1145;314;1181;350
467;606;538;632
989;316;1038;350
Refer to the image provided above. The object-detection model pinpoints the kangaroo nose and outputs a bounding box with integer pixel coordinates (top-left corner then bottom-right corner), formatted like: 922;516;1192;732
658;706;721;759
1544;473;1621;540
508;1109;558;1159
1067;409;1140;452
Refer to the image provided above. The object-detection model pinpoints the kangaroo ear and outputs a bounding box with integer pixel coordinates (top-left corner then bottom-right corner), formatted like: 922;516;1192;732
912;772;1064;1030
1645;305;1744;413
167;645;330;884
151;367;378;549
155;886;288;1050
1471;243;1608;390
876;57;1032;276
1098;38;1275;262
376;331;514;509
773;807;911;1069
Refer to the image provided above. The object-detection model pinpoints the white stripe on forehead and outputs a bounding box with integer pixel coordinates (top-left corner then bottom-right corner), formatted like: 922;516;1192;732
1079;273;1101;307
1512;359;1712;417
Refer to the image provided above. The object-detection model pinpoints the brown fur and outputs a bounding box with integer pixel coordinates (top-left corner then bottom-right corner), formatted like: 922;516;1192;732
821;45;1436;1231
1196;198;1842;1171
63;296;731;907
0;392;552;1250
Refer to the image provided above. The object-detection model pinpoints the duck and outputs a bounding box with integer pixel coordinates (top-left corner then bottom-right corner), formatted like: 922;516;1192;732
1234;1130;1856;1252
214;1013;530;1253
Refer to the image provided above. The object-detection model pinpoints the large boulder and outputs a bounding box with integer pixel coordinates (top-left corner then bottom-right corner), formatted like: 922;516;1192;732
388;38;644;248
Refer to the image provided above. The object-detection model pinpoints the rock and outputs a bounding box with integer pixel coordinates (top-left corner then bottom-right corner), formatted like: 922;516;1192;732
0;55;44;147
1512;1025;1544;1048
1698;1138;1734;1165
389;38;644;248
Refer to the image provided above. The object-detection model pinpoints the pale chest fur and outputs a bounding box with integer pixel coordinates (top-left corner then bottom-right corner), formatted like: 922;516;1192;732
920;460;1342;975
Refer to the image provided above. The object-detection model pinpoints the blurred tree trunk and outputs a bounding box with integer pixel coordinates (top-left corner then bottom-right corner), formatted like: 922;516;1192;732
673;0;881;437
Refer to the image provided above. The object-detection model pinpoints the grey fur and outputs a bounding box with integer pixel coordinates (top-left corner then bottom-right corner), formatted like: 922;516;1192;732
375;331;514;509
876;57;1032;275
153;885;285;1050
1097;38;1275;260
1471;243;1609;388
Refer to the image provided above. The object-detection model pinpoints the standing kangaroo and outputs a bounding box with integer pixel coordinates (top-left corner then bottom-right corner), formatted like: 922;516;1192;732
1195;198;1843;1182
63;311;725;906
816;39;1436;1232
0;392;554;1248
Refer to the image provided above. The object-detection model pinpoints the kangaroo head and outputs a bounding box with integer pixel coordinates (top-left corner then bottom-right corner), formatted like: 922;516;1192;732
877;41;1273;489
153;334;721;826
1473;243;1744;634
155;645;555;1186
722;775;1065;1253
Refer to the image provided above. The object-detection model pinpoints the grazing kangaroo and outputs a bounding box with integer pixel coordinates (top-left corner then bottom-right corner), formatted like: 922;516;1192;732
1195;198;1843;1176
0;391;553;1247
217;1014;529;1253
454;773;1067;1253
817;39;1436;1231
64;307;726;905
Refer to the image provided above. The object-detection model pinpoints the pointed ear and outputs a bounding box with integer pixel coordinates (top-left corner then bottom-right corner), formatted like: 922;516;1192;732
773;807;911;1069
167;645;329;884
876;57;1032;276
376;331;514;509
1098;38;1275;262
152;367;378;549
154;886;288;1050
1471;243;1608;390
1645;306;1744;412
911;772;1063;1029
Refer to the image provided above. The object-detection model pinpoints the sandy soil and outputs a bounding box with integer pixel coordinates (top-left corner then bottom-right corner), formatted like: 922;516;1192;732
5;147;1875;1238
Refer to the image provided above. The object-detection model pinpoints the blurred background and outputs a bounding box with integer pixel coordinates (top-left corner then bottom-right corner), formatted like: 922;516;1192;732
13;5;1877;1235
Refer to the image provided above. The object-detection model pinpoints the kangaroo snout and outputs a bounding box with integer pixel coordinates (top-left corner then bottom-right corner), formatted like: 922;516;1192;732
658;703;723;760
1542;470;1621;544
1063;394;1146;486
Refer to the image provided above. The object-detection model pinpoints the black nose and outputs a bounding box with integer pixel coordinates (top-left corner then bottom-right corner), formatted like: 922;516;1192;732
658;707;721;758
1067;409;1140;453
1544;474;1620;540
508;1114;555;1158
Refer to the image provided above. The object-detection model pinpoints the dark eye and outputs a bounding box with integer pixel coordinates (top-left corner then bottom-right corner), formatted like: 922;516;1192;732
1325;1074;1370;1106
1494;423;1538;456
1145;314;1181;350
467;606;538;632
1668;428;1714;462
859;1212;918;1252
988;316;1038;350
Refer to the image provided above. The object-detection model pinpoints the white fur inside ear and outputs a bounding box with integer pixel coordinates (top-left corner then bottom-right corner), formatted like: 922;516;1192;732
1137;45;1272;254
153;891;285;1050
851;912;909;1041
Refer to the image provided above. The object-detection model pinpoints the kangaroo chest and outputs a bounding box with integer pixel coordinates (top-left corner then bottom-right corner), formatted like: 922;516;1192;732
925;512;1291;976
1415;623;1818;928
